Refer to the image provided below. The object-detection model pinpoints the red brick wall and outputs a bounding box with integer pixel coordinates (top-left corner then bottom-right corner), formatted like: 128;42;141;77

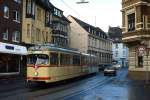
0;0;22;44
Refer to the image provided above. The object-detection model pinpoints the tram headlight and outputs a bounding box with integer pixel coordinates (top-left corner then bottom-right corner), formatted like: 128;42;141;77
34;71;38;76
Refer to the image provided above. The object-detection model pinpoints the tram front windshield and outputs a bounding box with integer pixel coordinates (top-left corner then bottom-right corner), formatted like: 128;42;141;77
28;54;49;65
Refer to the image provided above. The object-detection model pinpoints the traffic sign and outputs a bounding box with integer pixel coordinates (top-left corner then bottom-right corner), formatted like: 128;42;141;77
137;45;146;56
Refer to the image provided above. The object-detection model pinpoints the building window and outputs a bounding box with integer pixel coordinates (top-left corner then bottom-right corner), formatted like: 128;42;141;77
46;11;50;24
13;11;20;22
115;51;118;57
128;13;135;31
36;28;40;41
12;31;20;42
2;28;8;40
27;24;30;37
37;7;41;21
32;1;35;16
123;44;126;49
4;6;9;18
26;0;32;15
123;51;126;56
115;44;118;49
46;32;48;42
26;0;35;17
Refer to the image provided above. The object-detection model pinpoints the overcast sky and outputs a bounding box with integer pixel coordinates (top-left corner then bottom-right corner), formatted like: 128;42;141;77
50;0;122;32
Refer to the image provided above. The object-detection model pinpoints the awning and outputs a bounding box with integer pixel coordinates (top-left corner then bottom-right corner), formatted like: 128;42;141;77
0;42;27;55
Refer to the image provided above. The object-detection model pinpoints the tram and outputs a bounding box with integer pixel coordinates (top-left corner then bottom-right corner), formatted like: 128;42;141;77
27;44;98;83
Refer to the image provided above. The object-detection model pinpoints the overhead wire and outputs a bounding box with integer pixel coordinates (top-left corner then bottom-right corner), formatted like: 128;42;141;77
60;0;83;18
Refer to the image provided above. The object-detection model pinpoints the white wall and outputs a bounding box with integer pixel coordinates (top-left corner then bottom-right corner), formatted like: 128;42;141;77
112;43;128;67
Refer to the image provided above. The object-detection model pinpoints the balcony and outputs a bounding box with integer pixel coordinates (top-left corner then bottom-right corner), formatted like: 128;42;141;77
52;30;68;38
122;29;150;43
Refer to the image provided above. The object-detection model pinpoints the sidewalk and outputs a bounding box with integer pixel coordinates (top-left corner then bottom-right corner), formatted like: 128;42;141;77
0;77;26;93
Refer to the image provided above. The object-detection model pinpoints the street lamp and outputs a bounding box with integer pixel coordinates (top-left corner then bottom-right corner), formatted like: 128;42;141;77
76;0;89;4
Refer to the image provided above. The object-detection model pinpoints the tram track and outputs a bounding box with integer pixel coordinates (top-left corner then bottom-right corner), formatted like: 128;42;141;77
54;77;114;100
0;73;103;99
54;69;127;100
0;69;126;100
33;76;115;100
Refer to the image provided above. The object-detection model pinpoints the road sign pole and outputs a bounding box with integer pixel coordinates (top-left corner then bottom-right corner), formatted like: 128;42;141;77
146;48;149;84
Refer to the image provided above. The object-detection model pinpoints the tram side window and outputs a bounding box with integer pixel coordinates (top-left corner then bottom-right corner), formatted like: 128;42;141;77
50;53;58;65
60;54;71;65
81;56;86;65
73;55;80;66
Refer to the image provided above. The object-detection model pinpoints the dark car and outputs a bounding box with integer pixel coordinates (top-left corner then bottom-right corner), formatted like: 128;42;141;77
104;67;117;76
98;64;111;71
98;65;105;71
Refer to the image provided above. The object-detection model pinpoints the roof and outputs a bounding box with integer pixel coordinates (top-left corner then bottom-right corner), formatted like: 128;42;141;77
29;44;80;54
35;0;53;10
69;15;108;39
108;26;122;43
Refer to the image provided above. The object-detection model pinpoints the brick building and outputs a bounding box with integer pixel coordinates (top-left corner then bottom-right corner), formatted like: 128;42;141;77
0;0;27;78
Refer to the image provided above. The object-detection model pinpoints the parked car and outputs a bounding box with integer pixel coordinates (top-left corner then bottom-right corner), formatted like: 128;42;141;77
104;67;117;76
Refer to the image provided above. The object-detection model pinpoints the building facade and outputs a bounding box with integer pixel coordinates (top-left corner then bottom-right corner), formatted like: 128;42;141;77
22;0;53;46
0;0;27;77
52;7;70;47
108;27;128;67
122;0;150;80
67;15;112;65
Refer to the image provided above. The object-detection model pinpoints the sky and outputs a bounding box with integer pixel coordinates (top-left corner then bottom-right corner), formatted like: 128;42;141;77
50;0;122;32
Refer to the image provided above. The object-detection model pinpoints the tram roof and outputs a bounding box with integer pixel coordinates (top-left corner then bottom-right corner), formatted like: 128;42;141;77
28;44;81;54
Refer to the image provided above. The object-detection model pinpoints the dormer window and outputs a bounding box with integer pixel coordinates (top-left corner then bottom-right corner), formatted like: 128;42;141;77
54;8;62;17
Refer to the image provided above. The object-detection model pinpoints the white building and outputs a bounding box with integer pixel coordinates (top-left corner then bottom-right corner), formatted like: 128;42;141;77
108;27;128;67
67;15;113;65
112;43;128;67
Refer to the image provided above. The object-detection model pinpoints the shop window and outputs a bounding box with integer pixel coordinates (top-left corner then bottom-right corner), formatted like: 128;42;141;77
0;54;20;74
12;31;20;42
138;56;143;67
4;6;9;18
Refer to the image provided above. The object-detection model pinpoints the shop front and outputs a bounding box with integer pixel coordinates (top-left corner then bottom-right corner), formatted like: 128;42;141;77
0;42;27;77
